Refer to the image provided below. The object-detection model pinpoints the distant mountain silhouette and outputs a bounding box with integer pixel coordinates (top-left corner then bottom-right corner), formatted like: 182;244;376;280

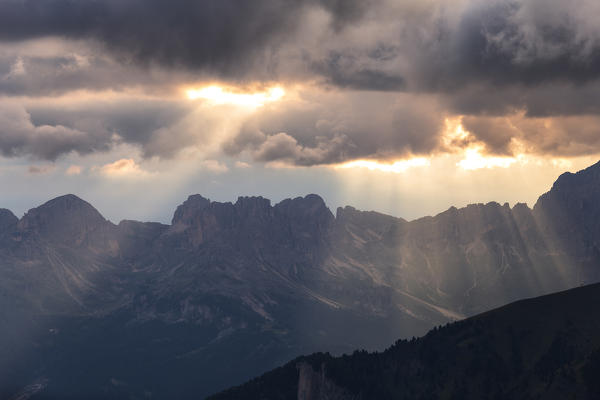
2;161;600;398
210;282;600;400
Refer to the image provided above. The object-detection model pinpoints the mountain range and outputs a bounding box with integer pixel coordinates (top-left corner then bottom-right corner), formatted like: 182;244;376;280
2;160;600;398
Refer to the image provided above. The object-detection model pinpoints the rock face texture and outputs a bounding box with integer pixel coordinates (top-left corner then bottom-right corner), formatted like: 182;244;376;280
297;362;357;400
2;161;600;398
0;208;17;231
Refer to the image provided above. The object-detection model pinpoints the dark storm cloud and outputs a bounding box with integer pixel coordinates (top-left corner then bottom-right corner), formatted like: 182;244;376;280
2;0;600;163
461;113;600;157
0;0;376;81
406;0;600;92
27;99;191;146
223;91;445;165
319;0;379;27
0;37;208;96
445;81;600;118
311;51;406;91
0;0;292;72
0;54;145;96
0;98;194;160
1;0;600;91
0;102;97;160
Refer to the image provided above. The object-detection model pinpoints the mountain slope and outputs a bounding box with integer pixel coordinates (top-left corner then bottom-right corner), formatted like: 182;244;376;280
2;161;600;398
209;283;600;400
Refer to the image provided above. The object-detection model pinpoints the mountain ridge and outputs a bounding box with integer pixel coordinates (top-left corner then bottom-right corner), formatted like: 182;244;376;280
210;282;600;400
0;188;555;234
2;161;600;398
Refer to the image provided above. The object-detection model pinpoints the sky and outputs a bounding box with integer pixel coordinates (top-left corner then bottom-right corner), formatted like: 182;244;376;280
1;0;600;223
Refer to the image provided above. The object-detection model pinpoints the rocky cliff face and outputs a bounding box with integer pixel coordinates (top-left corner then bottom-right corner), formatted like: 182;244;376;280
533;161;600;277
19;194;111;236
0;208;17;231
15;194;119;257
2;162;600;399
297;362;357;400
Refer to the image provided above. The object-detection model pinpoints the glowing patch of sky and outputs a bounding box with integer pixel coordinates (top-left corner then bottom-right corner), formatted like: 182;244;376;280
186;86;285;108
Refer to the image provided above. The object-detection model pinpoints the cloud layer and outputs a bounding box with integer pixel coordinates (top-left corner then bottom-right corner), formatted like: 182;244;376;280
1;0;600;164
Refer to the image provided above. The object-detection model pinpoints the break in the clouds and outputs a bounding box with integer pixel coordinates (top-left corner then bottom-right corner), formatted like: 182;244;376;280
1;0;600;164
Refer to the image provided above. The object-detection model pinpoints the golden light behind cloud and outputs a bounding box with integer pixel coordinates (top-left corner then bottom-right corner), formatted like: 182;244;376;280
98;158;149;178
443;117;524;171
335;158;430;173
65;165;82;175
186;85;285;108
457;146;518;170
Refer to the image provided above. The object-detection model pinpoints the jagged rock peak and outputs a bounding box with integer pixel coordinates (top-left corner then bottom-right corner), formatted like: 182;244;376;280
171;194;211;225
0;208;18;231
36;194;97;209
172;194;334;227
275;194;330;214
234;196;271;213
512;202;530;212
545;160;600;193
534;160;600;212
275;194;335;236
17;194;112;243
20;195;106;227
336;205;358;218
336;205;405;225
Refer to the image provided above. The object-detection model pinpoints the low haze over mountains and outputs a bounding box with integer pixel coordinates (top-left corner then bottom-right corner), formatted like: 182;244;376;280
2;161;600;399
